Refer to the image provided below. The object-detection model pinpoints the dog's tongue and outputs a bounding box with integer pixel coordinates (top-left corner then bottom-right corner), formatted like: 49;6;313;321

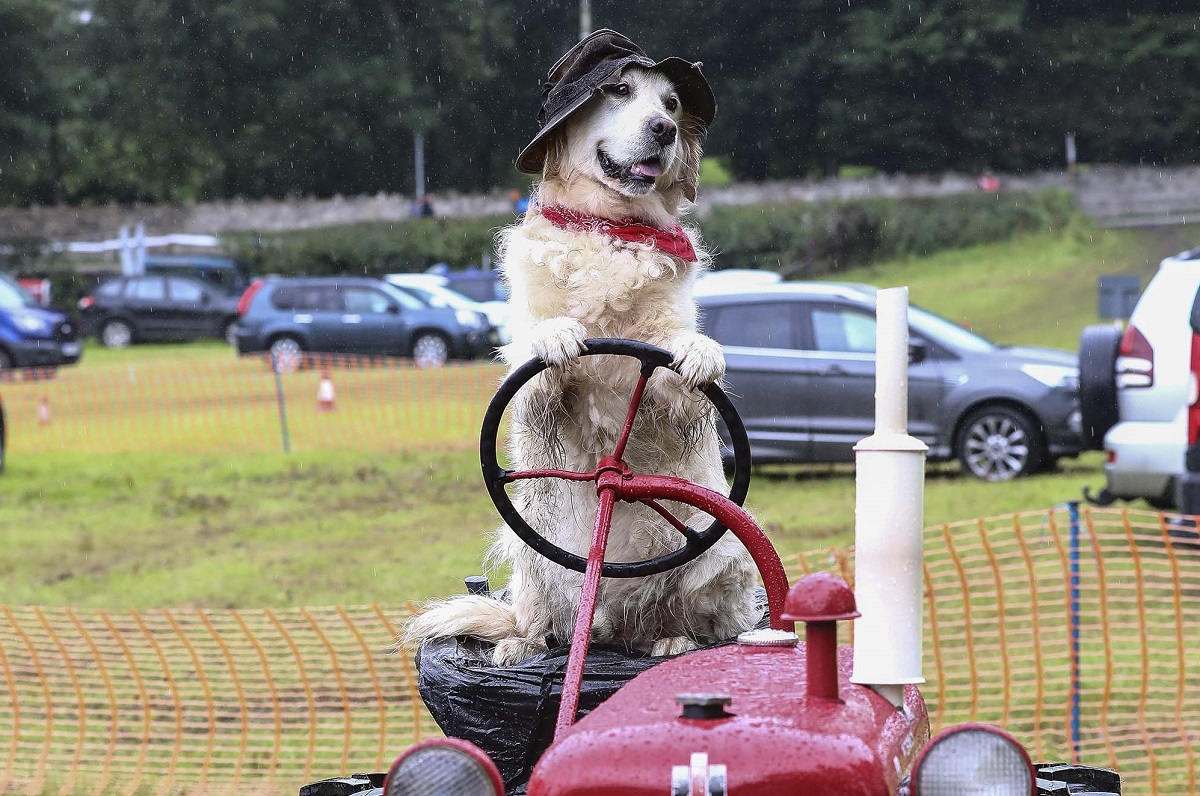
631;160;663;178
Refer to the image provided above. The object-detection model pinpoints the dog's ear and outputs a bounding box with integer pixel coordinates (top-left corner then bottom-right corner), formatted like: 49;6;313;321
541;135;567;181
678;121;704;203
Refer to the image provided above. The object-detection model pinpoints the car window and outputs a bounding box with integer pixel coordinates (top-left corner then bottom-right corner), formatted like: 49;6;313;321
168;278;204;302
380;282;429;310
394;285;436;306
314;286;344;311
126;277;166;300
810;307;876;354
95;280;123;298
343;287;393;314
909;305;995;353
706;302;797;349
269;284;298;310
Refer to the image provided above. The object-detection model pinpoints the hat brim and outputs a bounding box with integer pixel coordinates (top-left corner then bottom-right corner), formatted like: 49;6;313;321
516;57;716;175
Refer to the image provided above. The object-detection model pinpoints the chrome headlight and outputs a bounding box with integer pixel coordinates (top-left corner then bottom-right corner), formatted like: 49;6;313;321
385;738;504;796
912;724;1034;796
1020;363;1079;390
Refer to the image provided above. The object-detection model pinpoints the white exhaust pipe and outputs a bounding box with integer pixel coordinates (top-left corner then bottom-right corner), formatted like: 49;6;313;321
851;286;927;708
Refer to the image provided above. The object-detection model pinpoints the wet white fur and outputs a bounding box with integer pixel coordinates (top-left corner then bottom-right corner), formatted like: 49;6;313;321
405;67;758;665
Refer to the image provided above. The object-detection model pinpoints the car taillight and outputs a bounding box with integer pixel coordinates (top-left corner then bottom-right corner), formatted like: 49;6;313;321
237;280;265;317
1189;332;1200;445
77;296;95;310
1115;323;1154;388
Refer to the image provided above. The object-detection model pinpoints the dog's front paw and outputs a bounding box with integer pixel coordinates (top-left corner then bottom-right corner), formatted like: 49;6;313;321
530;318;588;368
492;636;547;667
651;636;699;657
670;333;726;389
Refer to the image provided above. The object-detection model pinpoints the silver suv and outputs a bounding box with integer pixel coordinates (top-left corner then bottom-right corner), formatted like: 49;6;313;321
1079;247;1200;509
698;283;1084;480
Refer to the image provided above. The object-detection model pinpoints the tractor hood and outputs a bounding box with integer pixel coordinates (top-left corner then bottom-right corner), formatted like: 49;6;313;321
528;643;929;796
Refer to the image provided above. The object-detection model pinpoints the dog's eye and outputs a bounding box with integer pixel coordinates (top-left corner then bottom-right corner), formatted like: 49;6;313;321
665;96;679;112
607;82;630;97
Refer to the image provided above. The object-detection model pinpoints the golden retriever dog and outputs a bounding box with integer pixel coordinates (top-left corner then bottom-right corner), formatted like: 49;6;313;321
405;30;759;666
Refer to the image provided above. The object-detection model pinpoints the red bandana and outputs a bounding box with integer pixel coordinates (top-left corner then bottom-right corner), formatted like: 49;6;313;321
539;205;698;262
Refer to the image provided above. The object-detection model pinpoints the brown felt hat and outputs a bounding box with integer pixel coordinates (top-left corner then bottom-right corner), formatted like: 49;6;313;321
515;29;717;174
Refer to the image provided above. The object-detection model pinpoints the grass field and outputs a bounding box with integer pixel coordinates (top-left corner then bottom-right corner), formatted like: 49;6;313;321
2;220;1189;608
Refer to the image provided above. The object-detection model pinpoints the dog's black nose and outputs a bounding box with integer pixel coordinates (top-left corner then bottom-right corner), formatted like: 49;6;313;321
648;116;677;146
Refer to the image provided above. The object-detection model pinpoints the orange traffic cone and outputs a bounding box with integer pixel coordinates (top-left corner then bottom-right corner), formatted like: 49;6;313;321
37;395;52;425
317;371;336;412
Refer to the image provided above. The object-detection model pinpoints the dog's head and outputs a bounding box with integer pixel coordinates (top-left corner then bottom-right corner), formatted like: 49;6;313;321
547;66;703;203
518;30;714;211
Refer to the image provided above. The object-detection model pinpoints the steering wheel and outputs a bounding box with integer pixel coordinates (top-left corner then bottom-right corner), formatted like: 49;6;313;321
479;338;753;578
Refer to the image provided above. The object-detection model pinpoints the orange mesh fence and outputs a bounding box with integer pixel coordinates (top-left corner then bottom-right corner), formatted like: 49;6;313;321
1;356;505;455
789;504;1200;795
0;603;437;796
1;507;1197;794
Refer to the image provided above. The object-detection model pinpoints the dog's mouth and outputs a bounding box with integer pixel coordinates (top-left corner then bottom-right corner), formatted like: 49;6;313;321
598;148;664;186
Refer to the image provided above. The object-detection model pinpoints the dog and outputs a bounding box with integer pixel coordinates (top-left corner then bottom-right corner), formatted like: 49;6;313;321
405;30;760;667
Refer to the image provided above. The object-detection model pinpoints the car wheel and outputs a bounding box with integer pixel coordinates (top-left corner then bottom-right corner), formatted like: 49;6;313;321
268;336;304;373
957;405;1046;481
101;319;134;349
222;320;239;347
1078;324;1122;449
411;332;450;368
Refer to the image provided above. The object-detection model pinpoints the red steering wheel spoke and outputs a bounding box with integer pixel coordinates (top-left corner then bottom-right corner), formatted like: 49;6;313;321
639;498;702;544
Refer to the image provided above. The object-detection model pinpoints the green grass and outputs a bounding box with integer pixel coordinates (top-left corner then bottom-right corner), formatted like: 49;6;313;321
0;447;1113;608
835;221;1190;351
0;221;1191;608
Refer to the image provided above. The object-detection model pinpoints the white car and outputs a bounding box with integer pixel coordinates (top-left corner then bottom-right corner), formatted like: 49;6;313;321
1079;247;1200;508
694;268;782;295
385;273;512;345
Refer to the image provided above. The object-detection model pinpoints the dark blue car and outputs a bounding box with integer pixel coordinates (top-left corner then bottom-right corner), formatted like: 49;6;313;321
233;276;497;367
0;273;82;371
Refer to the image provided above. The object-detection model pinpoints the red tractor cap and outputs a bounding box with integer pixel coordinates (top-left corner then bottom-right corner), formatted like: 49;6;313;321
781;572;860;623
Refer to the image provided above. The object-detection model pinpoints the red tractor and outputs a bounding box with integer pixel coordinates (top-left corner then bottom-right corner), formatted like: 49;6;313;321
303;323;1121;796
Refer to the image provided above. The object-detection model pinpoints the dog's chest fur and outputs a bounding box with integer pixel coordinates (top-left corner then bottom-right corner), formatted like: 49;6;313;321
502;216;695;332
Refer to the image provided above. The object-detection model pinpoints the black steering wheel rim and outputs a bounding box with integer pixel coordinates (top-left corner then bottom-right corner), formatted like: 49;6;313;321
480;337;753;578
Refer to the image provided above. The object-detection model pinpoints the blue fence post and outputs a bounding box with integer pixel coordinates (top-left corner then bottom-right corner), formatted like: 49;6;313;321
1068;500;1081;764
270;353;291;453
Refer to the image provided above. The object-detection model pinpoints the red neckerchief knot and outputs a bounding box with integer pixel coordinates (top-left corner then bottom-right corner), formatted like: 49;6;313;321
539;205;698;262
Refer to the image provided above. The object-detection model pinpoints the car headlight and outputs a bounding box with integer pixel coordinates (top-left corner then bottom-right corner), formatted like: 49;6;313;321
385;739;504;796
14;313;50;335
1020;363;1079;390
455;309;486;328
911;724;1034;796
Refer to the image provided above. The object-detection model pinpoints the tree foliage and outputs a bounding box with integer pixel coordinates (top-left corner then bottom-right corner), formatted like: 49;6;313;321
2;1;1199;207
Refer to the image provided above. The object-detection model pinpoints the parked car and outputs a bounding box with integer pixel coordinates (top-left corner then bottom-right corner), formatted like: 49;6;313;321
143;255;253;294
0;272;82;370
385;273;512;344
697;282;1083;480
78;274;241;348
425;266;509;304
694;268;782;295
233;276;498;367
1079;246;1200;509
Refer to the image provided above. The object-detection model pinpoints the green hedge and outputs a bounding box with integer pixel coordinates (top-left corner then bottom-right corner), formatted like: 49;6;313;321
698;188;1078;277
226;188;1078;280
224;215;514;278
9;189;1080;309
